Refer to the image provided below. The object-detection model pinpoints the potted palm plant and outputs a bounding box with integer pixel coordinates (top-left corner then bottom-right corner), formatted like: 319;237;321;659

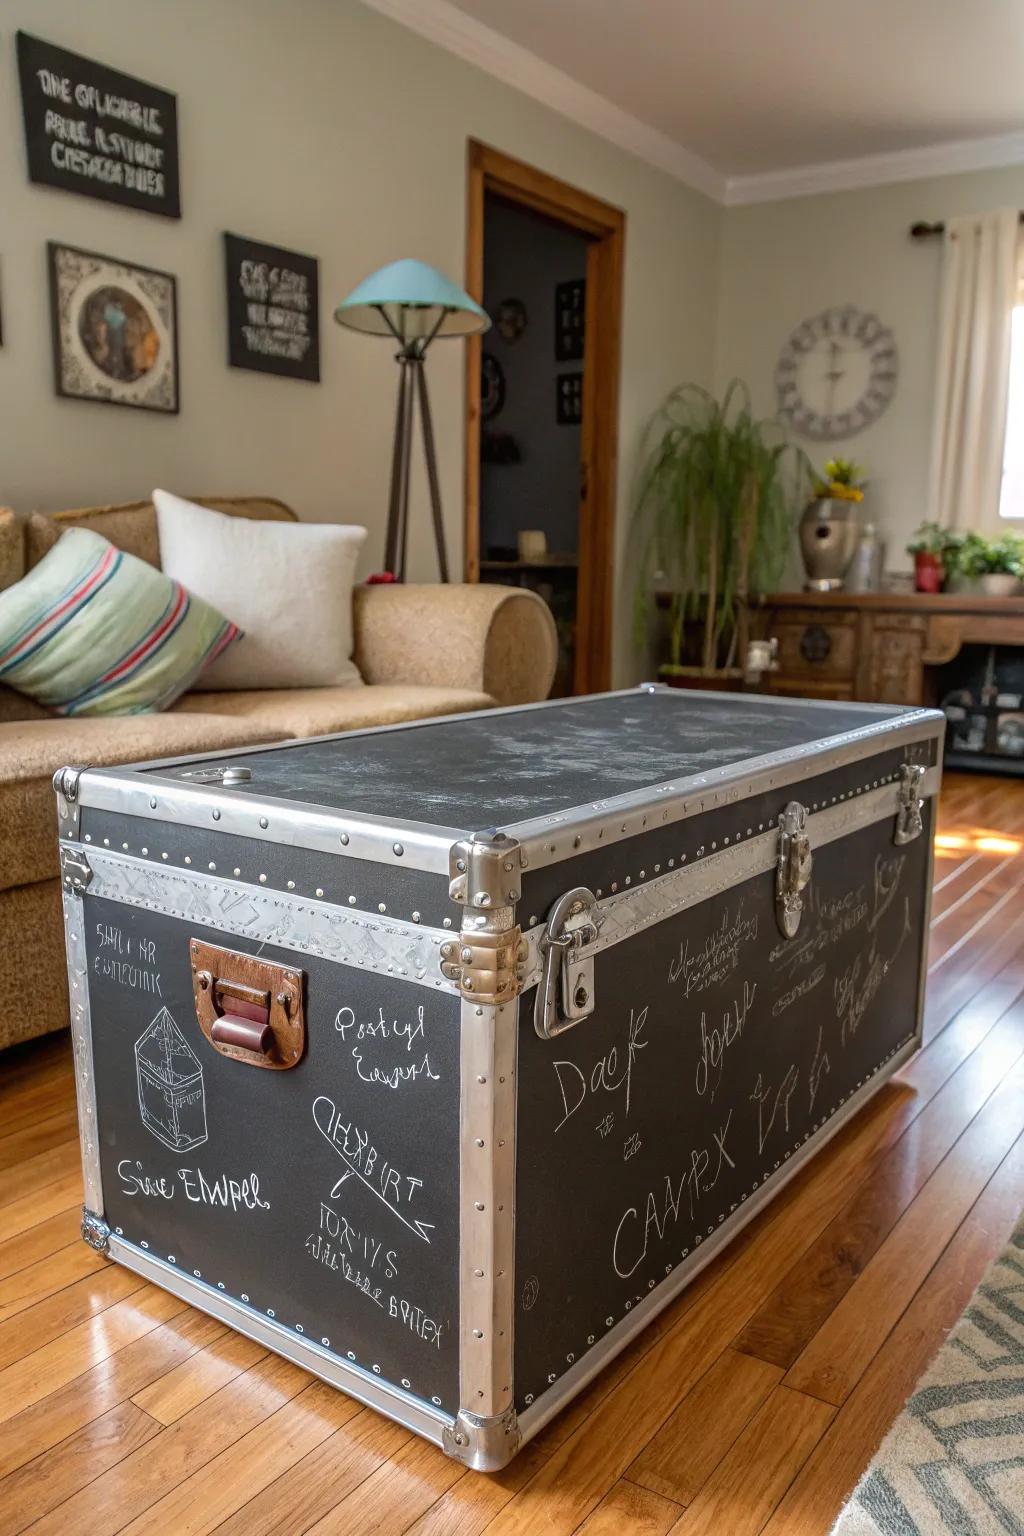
632;381;809;680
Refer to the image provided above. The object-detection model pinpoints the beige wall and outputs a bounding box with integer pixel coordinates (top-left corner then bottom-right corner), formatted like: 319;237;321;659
715;165;1024;577
0;0;722;685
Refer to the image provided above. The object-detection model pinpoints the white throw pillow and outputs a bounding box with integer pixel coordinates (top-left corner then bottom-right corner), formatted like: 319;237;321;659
154;491;366;691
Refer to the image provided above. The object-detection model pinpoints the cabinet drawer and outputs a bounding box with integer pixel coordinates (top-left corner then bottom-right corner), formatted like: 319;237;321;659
773;619;856;680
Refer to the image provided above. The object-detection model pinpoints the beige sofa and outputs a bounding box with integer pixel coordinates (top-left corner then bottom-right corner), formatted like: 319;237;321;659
0;497;557;1051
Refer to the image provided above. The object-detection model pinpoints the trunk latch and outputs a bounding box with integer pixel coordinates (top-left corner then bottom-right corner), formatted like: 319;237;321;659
534;886;601;1039
894;762;926;845
776;802;812;939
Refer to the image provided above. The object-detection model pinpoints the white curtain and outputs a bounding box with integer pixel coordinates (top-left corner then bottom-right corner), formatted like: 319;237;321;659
927;207;1022;532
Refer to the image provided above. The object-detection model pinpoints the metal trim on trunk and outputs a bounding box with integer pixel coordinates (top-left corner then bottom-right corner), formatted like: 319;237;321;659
77;848;459;997
517;767;941;988
107;1236;452;1446
61;887;104;1214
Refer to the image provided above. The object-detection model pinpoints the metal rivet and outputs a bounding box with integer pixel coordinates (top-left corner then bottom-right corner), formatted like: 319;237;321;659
456;858;467;872
316;887;324;898
161;852;168;861
184;856;192;865
378;903;387;914
209;862;216;871
287;880;295;890
474;891;491;906
142;847;148;856
393;843;404;857
340;833;350;846
259;874;267;884
443;917;452;928
475;1202;485;1211
475;1137;484;1147
412;911;421;923
212;809;221;821
149;797;157;809
259;816;268;830
233;867;241;877
349;895;357;905
477;1075;486;1084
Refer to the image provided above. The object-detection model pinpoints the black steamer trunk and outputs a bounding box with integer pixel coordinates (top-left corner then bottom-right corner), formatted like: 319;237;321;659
57;686;942;1469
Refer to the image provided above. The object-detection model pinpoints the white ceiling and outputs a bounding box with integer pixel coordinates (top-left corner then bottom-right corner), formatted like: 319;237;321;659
364;0;1024;203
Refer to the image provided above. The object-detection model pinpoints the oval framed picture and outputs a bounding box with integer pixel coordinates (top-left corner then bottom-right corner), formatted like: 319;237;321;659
48;241;180;413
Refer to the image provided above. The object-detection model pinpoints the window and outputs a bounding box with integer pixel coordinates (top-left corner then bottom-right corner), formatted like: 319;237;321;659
999;304;1024;519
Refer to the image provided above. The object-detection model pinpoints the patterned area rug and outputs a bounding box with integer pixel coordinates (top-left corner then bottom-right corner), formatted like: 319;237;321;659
831;1214;1024;1534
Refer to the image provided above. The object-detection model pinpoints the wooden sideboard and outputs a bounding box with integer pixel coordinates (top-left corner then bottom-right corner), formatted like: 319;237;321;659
752;591;1024;706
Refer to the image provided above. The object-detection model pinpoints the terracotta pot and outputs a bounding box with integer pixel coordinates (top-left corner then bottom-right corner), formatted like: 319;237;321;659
913;551;943;594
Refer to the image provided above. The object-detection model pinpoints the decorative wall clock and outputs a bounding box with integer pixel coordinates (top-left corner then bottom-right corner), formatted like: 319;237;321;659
775;305;898;439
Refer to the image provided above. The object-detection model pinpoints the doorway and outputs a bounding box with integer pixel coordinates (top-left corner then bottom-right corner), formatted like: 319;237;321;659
464;142;624;695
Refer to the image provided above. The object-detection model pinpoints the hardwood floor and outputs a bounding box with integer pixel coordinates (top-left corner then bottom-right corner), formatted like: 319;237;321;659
2;770;1024;1534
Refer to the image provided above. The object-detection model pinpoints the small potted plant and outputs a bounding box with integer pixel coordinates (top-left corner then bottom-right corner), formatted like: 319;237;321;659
977;532;1024;596
942;530;988;594
906;521;947;593
799;459;865;591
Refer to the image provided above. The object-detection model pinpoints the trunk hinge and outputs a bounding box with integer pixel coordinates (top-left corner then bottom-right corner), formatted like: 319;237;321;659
53;763;88;838
534;886;601;1039
440;927;526;1005
60;843;93;895
776;801;812;939
894;762;926;845
443;831;526;1003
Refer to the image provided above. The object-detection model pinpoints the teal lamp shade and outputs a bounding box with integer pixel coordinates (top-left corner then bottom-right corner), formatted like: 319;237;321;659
334;258;490;343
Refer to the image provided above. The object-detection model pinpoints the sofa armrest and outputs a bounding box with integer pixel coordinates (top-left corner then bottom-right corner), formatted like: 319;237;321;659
0;507;23;592
352;583;557;706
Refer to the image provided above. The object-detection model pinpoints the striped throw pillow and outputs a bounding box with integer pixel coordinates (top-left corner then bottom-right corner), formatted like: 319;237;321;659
0;528;241;715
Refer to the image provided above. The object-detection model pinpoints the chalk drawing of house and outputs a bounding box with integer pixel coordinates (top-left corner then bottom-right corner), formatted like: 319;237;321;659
135;1007;208;1151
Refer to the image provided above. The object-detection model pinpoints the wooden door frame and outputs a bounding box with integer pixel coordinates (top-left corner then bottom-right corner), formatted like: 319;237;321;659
464;140;625;694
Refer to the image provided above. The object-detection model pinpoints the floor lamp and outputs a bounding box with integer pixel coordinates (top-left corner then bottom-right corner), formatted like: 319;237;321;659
335;259;490;582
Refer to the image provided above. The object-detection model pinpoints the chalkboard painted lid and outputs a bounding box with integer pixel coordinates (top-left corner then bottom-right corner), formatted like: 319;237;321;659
70;688;944;878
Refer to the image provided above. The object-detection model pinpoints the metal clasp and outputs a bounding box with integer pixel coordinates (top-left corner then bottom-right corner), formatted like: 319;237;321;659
776;802;812;939
894;762;926;845
534;886;601;1040
60;844;93;894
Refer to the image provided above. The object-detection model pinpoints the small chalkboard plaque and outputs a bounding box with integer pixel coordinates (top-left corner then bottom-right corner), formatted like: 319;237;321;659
224;234;320;383
16;31;180;218
556;370;583;425
554;277;586;362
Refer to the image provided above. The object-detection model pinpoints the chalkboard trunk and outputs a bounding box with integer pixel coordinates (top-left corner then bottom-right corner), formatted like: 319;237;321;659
56;685;942;1470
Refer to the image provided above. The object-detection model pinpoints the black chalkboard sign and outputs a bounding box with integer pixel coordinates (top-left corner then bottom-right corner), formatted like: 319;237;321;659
512;805;929;1409
224;234;320;382
87;899;461;1410
555;277;585;361
16;32;180;218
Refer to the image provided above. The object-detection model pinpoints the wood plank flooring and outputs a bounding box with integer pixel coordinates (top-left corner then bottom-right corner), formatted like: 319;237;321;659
2;770;1024;1534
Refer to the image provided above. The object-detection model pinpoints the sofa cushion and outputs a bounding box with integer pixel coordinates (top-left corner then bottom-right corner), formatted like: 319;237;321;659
0;529;242;716
25;497;297;572
154;491;365;690
174;683;493;737
0;712;288;893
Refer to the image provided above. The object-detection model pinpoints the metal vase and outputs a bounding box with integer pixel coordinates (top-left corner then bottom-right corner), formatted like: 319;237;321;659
799;498;861;592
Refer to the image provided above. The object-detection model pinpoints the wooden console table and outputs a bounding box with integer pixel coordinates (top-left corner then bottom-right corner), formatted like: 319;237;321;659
753;591;1024;706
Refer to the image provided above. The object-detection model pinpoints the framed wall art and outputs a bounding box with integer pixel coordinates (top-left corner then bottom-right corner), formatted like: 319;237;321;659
17;32;181;218
554;277;585;362
224;233;320;382
48;242;179;413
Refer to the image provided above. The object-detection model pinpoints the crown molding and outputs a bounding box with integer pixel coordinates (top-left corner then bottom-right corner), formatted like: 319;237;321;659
358;0;725;202
360;0;1024;211
725;129;1024;206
